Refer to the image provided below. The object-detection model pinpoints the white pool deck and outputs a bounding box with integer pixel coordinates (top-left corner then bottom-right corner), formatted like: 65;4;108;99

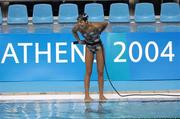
1;91;180;102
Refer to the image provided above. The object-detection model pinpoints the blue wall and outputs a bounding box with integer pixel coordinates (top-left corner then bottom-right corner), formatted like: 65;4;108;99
0;33;180;92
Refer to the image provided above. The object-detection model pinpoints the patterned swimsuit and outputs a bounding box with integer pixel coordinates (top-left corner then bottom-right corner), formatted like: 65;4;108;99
83;28;102;54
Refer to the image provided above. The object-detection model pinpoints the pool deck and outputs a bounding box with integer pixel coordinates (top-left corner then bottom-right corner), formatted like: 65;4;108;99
1;90;180;102
1;80;180;102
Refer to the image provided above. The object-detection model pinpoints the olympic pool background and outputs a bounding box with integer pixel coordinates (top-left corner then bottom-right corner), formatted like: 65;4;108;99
0;32;180;92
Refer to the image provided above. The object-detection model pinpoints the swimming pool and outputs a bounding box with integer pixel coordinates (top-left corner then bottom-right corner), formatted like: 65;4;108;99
0;100;180;118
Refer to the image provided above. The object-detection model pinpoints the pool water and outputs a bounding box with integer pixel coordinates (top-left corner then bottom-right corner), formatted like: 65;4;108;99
0;100;180;118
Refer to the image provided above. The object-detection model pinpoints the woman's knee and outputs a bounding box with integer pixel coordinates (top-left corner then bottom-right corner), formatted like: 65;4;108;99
98;70;104;77
86;70;92;76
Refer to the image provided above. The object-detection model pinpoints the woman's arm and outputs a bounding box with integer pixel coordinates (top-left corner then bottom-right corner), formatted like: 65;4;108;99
72;25;81;42
94;22;108;33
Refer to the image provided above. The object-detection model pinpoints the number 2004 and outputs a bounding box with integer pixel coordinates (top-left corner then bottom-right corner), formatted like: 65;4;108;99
114;41;175;63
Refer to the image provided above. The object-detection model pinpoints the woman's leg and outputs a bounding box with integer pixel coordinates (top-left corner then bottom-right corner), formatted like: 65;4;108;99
96;47;107;100
84;47;94;101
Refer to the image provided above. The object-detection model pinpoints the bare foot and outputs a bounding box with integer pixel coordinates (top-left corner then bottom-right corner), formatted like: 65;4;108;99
84;96;93;102
99;95;107;101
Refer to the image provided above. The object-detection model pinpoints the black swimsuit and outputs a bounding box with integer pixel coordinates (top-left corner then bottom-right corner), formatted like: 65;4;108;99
83;28;102;54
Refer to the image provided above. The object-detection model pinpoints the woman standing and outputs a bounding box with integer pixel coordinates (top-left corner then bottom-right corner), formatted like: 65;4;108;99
72;13;108;102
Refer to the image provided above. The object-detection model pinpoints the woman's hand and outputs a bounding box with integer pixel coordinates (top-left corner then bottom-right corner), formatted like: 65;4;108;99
78;40;86;44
